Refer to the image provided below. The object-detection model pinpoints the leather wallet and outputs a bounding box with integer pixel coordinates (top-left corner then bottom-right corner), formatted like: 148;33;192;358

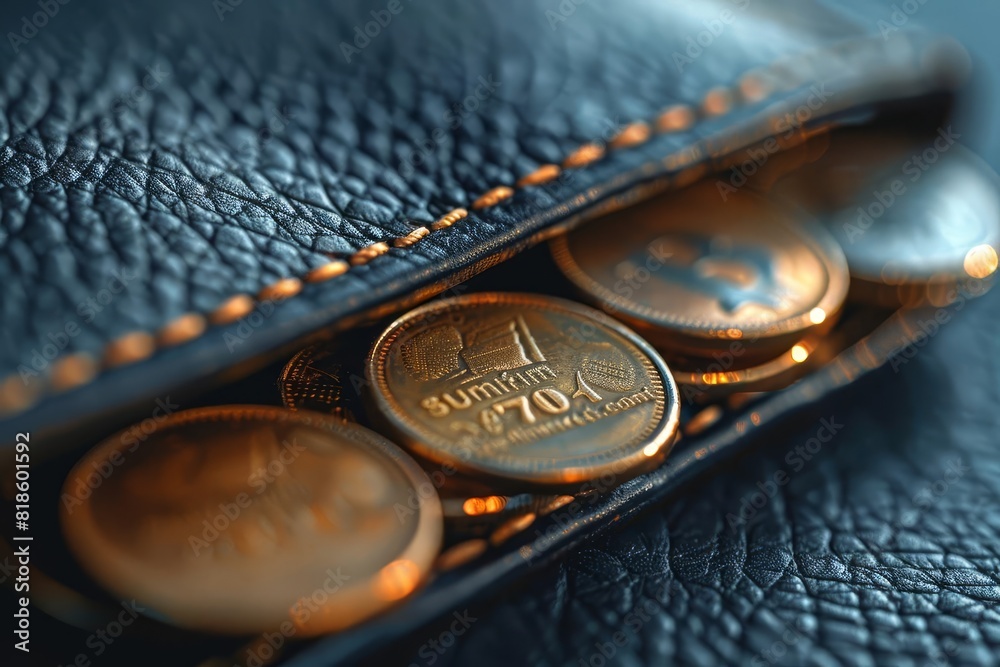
0;0;964;440
2;1;995;666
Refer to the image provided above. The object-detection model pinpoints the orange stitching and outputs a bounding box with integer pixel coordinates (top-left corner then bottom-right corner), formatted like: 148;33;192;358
258;278;303;301
516;164;561;187
350;241;390;266
304;260;350;283
158;313;207;347
4;67;783;414
430;208;469;230
702;87;733;117
657;104;696;133
50;353;98;392
394;227;431;248
610;122;651;149
0;375;38;413
210;294;255;324
563;143;605;168
472;186;514;209
739;71;771;103
105;332;156;368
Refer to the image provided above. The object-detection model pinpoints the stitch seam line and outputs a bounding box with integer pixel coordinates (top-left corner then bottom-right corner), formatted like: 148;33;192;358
0;41;900;415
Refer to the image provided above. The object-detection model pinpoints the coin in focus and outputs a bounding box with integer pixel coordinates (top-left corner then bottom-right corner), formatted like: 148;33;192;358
824;143;1000;306
550;181;849;366
279;343;354;421
60;405;442;636
367;292;680;487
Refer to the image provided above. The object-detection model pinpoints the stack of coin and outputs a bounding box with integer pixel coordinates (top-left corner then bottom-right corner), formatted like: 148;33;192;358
56;294;684;641
551;181;850;397
276;293;684;539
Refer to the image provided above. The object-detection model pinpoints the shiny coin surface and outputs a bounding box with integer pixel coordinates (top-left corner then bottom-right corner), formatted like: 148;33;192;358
671;329;831;400
367;293;680;487
551;181;849;365
825;144;1000;306
60;406;442;636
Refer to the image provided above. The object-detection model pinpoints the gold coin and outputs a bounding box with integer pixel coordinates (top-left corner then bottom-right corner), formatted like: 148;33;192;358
671;329;832;400
367;292;680;487
279;343;353;421
550;181;849;365
60;405;442;636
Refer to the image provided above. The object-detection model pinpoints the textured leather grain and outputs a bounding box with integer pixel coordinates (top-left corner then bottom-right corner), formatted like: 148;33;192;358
0;0;957;441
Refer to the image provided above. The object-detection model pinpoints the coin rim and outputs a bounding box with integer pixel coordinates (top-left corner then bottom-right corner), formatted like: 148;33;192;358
671;326;829;395
367;292;681;486
59;405;443;636
549;187;850;346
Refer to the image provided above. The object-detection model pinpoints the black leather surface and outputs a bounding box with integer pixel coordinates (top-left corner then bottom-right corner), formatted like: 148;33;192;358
0;0;955;443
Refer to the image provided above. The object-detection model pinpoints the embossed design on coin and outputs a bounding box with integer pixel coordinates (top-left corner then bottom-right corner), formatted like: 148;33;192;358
401;325;465;381
581;343;636;392
368;293;680;486
402;315;547;383
638;233;790;315
279;344;352;419
60;406;442;635
551;181;848;364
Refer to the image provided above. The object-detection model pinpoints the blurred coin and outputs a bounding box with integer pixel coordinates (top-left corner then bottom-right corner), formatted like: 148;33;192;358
824;143;1000;306
367;293;680;488
768;128;920;214
60;406;442;636
551;181;848;365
